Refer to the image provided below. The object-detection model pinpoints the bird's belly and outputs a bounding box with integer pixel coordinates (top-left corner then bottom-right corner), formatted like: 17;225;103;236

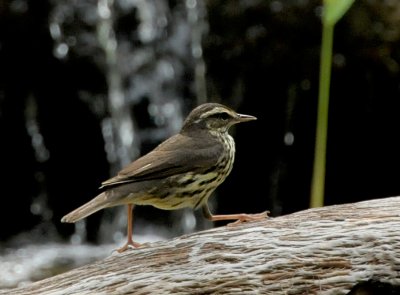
129;171;225;210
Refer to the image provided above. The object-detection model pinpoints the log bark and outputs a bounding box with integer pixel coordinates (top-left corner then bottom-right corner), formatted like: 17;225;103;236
3;197;400;295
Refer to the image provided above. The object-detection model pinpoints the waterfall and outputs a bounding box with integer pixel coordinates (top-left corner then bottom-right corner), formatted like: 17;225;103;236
49;0;209;243
0;0;209;288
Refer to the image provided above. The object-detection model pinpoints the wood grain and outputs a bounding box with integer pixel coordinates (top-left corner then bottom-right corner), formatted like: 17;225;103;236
3;196;400;294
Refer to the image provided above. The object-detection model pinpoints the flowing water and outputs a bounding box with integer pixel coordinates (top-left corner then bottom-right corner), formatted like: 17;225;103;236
0;0;208;289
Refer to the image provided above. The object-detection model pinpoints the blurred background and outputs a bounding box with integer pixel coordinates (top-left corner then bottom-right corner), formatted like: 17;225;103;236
1;0;400;289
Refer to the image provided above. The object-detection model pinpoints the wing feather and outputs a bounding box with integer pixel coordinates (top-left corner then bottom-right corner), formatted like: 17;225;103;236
101;133;223;188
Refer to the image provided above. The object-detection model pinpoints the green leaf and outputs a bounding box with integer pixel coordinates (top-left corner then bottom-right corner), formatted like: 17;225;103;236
323;0;355;26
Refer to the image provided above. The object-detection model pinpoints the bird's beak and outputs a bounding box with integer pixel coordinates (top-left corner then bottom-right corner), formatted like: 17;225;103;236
236;113;257;122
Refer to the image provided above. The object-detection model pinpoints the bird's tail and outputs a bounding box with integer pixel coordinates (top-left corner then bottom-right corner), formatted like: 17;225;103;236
61;192;109;223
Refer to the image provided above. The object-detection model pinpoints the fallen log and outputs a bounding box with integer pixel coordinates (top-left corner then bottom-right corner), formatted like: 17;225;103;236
3;196;400;295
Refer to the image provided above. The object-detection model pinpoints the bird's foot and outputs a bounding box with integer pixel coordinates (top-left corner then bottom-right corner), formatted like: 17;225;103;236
227;211;270;227
115;240;143;253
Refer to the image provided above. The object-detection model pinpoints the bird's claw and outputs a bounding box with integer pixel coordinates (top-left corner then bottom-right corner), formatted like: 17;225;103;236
114;241;143;253
227;211;270;227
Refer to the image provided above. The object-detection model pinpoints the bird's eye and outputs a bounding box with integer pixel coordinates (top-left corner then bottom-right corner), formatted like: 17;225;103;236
209;112;231;120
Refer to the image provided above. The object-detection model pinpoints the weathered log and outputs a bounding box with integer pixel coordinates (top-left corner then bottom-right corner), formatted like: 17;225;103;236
3;197;400;295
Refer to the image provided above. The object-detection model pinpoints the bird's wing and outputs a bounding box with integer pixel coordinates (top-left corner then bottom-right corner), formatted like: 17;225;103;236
100;133;223;188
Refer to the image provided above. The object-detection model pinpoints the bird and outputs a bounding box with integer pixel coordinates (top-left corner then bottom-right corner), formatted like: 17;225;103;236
61;102;268;252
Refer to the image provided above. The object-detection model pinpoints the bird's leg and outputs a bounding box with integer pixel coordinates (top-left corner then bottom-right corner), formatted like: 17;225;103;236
116;204;142;253
202;204;269;226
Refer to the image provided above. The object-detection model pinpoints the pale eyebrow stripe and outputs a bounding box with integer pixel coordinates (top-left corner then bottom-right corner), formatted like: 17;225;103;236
199;107;229;118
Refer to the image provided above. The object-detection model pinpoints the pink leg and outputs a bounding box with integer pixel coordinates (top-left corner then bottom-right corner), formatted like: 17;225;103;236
202;204;269;226
116;204;142;253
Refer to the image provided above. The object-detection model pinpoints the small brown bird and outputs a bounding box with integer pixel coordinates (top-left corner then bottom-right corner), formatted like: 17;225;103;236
61;103;268;252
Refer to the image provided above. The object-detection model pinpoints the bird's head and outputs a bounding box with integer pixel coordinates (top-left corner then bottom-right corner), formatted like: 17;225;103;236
181;103;257;134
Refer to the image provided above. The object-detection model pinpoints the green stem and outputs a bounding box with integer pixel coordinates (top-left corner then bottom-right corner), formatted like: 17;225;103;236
310;23;334;208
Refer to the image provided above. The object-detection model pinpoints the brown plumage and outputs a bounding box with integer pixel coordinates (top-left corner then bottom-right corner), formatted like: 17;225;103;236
61;103;268;252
